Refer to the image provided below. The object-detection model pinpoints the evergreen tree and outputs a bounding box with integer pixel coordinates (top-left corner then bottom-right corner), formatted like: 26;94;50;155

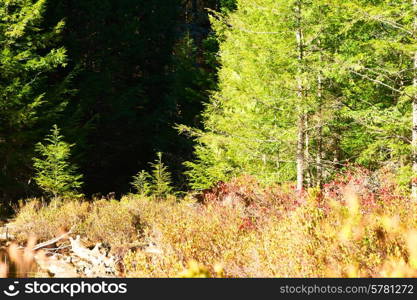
331;0;417;197
131;170;152;196
131;152;173;198
0;0;67;200
33;125;83;198
186;0;417;197
185;0;340;189
150;152;173;198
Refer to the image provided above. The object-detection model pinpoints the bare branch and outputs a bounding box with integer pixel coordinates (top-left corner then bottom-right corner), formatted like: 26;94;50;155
33;227;74;251
350;69;405;94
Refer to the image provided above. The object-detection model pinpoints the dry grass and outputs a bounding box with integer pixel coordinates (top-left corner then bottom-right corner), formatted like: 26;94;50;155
10;174;417;278
11;198;141;248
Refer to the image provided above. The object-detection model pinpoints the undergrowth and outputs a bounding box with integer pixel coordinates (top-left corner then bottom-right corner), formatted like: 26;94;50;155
10;169;417;278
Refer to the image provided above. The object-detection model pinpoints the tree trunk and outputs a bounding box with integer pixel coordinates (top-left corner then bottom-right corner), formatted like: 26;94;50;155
316;33;324;188
295;0;305;193
305;115;311;187
316;70;324;188
297;115;305;192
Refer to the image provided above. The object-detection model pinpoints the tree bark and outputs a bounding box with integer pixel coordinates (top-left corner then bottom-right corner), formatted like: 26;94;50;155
305;115;311;187
316;68;324;188
297;115;305;192
295;0;306;193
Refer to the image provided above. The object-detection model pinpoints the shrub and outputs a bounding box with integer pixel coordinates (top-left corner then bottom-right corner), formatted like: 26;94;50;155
121;174;417;278
12;198;90;242
80;199;141;247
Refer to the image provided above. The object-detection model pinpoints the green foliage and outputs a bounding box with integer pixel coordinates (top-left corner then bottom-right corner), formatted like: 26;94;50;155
220;0;236;12
184;143;233;189
150;152;173;198
328;0;417;190
33;125;83;198
131;170;152;196
395;166;413;194
0;0;67;200
185;0;417;190
131;152;173;198
186;0;336;188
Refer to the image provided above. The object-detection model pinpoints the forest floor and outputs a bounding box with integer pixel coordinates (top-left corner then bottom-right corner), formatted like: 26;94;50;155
2;171;417;278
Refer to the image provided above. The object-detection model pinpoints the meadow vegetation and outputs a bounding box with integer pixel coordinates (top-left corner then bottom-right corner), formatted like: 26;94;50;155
10;169;417;278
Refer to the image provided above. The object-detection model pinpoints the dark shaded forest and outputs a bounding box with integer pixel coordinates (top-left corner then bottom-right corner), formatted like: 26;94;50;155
3;0;417;203
0;0;236;201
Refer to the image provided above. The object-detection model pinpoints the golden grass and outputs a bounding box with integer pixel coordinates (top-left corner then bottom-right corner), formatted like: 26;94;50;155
10;180;417;278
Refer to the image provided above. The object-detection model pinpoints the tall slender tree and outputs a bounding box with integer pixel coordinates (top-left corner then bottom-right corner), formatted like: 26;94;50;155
295;0;306;192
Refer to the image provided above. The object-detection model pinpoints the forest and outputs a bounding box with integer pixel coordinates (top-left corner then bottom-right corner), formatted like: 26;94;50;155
2;0;417;278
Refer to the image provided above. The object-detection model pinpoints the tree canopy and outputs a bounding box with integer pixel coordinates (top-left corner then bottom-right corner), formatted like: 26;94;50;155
2;0;417;201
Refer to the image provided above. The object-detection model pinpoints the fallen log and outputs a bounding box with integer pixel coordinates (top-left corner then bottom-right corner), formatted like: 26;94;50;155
69;235;116;272
30;231;117;277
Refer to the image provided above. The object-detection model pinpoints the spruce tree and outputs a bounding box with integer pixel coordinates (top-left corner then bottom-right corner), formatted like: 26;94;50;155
33;125;83;198
150;152;173;198
131;152;173;198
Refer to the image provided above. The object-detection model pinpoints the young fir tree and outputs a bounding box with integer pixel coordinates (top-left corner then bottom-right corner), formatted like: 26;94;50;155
33;125;83;198
131;170;152;196
131;152;173;198
150;152;173;198
0;0;67;200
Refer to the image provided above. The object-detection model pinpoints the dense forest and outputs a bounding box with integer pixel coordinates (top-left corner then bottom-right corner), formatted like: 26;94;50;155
4;0;417;279
0;0;235;201
3;0;417;204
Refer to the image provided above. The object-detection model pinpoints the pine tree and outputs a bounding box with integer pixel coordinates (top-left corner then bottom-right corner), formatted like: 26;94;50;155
131;170;152;196
33;125;83;198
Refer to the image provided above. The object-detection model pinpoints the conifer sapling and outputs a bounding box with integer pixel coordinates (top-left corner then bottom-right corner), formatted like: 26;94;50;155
131;152;173;198
33;125;83;199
